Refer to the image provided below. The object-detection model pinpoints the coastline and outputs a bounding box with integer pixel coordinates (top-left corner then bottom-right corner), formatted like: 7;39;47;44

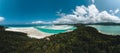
97;30;116;35
88;25;120;35
5;27;52;39
1;25;120;53
4;25;120;39
5;26;76;39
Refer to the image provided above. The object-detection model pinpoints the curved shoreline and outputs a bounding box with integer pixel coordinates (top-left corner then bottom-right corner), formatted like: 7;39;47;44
1;25;120;53
87;25;120;35
4;25;120;39
5;27;52;39
5;26;76;39
97;30;119;35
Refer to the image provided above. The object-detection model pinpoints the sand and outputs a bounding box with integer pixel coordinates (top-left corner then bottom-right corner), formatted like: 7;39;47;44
5;27;52;39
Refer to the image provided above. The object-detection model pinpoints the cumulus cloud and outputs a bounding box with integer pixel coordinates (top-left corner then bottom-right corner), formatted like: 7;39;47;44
114;9;120;14
53;4;120;24
109;10;114;15
31;1;120;24
0;17;4;22
56;9;66;16
32;20;51;24
110;9;120;15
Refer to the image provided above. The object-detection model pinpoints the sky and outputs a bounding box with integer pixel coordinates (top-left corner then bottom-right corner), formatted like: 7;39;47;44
0;0;120;24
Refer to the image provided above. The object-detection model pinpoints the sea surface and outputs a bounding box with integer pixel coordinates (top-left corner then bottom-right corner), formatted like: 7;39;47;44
4;24;76;34
3;24;120;35
89;25;120;35
35;25;76;34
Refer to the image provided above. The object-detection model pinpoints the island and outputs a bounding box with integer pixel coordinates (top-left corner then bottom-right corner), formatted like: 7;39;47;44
0;25;120;53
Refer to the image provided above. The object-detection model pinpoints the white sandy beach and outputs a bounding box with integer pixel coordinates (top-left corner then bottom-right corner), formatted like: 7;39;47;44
5;25;76;39
5;27;52;39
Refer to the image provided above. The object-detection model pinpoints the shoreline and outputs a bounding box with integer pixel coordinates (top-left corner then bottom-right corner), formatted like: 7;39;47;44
5;27;52;39
5;25;120;39
1;25;120;52
87;25;120;35
98;30;120;35
5;26;75;39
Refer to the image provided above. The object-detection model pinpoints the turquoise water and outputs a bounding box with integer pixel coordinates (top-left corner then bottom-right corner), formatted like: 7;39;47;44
5;24;76;34
89;25;120;35
35;26;76;34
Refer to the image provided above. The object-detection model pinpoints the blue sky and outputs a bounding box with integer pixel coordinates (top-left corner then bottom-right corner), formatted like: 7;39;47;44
0;0;120;24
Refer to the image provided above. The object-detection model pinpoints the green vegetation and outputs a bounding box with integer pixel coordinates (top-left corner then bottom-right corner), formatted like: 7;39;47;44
0;25;120;53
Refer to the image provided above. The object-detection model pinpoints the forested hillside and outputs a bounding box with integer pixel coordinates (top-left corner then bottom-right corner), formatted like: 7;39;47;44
0;25;120;53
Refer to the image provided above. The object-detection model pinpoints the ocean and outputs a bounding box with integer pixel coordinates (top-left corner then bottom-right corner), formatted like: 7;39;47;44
4;24;76;34
3;24;120;35
89;25;120;35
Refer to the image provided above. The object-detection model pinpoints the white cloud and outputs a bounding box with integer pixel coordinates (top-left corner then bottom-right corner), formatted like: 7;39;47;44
114;9;120;14
109;10;114;15
53;4;120;24
31;20;51;24
109;10;113;13
0;17;4;22
31;3;120;24
92;0;95;3
109;9;120;15
56;9;66;16
73;5;87;16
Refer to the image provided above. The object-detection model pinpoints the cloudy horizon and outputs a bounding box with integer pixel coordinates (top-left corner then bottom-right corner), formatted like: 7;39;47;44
31;0;120;24
0;0;120;24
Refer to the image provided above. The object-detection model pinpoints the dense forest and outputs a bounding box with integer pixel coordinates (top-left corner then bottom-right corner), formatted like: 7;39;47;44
0;25;120;53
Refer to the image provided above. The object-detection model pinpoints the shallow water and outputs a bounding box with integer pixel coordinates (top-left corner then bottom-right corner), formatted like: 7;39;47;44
6;24;76;34
89;25;120;35
35;25;76;34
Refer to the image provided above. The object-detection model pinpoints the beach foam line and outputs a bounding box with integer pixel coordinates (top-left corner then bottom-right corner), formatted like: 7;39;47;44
5;27;52;39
